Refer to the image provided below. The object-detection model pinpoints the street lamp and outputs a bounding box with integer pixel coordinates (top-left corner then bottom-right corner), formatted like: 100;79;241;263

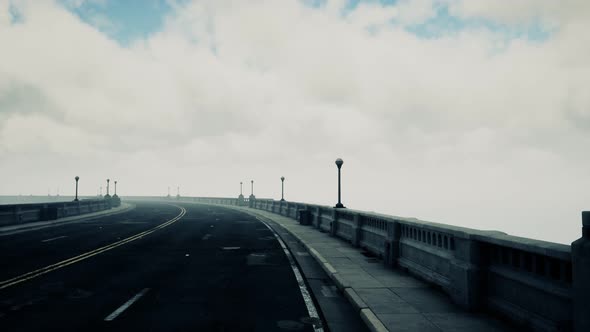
334;158;345;208
113;180;118;197
250;180;254;196
105;179;111;198
280;176;285;201
74;176;79;202
240;182;243;196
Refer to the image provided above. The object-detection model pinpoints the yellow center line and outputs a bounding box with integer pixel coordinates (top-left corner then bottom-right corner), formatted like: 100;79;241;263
0;205;186;291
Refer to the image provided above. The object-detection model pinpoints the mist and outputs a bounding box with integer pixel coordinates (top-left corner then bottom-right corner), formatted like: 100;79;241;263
1;0;589;244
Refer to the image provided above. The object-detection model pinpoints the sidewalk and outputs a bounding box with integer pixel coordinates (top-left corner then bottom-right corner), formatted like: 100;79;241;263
0;202;135;235
236;207;516;332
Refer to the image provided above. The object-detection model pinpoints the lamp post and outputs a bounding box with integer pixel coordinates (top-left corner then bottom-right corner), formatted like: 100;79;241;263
113;180;118;197
105;179;110;198
280;176;285;201
250;180;254;196
240;182;243;196
335;158;345;208
74;176;79;202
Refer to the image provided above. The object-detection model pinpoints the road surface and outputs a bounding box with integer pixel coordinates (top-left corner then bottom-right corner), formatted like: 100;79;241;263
0;201;362;331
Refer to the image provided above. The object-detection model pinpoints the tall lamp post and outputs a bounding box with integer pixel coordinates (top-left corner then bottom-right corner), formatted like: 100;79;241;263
280;176;285;201
334;158;345;208
74;176;80;202
240;182;243;196
113;180;118;197
105;179;111;198
250;180;254;196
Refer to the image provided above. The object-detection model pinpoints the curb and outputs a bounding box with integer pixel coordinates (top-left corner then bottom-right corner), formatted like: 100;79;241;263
211;205;391;332
344;288;368;312
360;308;389;332
0;203;135;236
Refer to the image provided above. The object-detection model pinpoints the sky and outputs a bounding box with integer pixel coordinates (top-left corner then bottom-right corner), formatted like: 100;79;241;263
1;0;589;244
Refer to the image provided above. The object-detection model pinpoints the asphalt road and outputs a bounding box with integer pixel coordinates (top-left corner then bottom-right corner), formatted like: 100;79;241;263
0;202;334;331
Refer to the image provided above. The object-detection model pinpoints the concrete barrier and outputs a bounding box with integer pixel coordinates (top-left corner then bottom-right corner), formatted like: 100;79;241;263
185;196;585;332
0;197;120;227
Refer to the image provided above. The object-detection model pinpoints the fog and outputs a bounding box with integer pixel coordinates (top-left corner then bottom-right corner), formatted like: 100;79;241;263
1;0;589;244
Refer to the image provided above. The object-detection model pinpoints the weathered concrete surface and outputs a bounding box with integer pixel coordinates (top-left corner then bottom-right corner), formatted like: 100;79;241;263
229;206;517;332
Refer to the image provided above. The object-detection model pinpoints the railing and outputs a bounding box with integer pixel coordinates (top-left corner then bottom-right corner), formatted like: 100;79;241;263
188;196;588;332
0;197;120;227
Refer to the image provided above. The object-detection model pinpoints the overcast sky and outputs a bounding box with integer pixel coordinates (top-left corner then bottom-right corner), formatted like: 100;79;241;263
1;0;589;244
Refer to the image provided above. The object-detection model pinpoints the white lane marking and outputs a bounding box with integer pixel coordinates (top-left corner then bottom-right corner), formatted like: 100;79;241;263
221;246;240;250
41;236;68;243
256;217;324;332
202;234;211;240
104;288;150;321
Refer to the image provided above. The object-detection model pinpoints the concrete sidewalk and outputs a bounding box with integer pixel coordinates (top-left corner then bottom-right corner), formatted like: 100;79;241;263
237;207;516;332
0;202;135;236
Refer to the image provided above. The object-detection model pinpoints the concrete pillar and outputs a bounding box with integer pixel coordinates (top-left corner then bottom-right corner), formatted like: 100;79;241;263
314;207;321;229
572;211;590;332
351;214;361;247
448;237;483;310
384;221;401;267
330;209;337;236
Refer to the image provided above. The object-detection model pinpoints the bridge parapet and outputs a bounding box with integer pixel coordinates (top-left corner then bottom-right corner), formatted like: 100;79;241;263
0;198;118;226
190;196;586;332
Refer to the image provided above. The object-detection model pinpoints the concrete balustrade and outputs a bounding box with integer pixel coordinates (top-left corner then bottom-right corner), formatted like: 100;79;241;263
186;196;587;332
0;198;120;227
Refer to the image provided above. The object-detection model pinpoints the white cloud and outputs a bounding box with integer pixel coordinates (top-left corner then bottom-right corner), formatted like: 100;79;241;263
0;0;589;244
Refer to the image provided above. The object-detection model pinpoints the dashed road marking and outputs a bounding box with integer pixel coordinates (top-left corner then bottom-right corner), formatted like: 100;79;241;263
41;236;67;243
104;288;150;321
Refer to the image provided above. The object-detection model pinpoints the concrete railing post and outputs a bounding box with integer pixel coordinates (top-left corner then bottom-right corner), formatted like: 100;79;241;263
314;207;321;229
572;211;590;332
351;214;361;247
330;209;337;236
448;236;483;310
384;221;401;267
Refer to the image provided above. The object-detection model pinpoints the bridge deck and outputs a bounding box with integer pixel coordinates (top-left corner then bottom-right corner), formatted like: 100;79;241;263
238;207;518;332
